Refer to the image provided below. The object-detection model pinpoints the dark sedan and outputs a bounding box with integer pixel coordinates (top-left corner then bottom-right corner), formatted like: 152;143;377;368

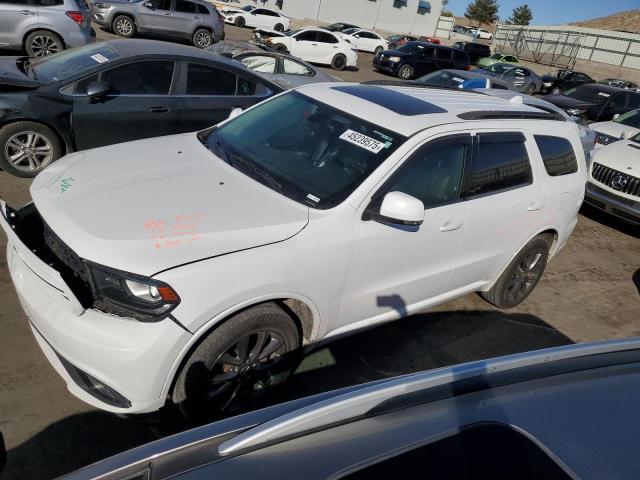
598;78;639;89
0;39;282;177
540;69;594;94
325;22;360;32
373;42;470;80
543;84;640;122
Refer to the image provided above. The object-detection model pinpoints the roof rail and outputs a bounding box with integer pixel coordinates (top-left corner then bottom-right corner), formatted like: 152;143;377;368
217;337;640;456
457;110;563;121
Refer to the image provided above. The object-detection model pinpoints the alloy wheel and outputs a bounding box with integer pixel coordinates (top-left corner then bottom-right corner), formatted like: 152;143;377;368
4;131;54;173
195;31;212;48
115;18;133;36
505;251;544;304
30;35;61;57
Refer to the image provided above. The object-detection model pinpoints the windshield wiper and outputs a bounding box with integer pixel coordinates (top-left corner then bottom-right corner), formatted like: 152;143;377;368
228;151;282;192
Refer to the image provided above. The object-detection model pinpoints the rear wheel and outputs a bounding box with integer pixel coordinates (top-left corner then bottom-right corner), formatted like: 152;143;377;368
374;46;384;56
24;30;63;57
0;122;61;177
234;16;245;27
192;28;213;48
480;235;550;309
274;23;284;32
112;15;136;38
172;302;300;422
331;53;347;71
525;83;536;95
398;64;414;80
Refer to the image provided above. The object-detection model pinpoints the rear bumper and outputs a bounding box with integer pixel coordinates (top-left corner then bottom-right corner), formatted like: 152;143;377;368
584;181;640;225
61;26;96;48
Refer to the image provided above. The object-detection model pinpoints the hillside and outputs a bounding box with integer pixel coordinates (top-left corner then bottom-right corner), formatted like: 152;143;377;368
570;9;640;34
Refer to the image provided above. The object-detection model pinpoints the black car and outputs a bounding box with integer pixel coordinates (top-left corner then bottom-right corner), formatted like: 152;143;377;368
373;42;470;80
0;39;283;177
598;78;639;89
325;22;360;32
543;84;640;122
452;41;491;64
540;69;594;94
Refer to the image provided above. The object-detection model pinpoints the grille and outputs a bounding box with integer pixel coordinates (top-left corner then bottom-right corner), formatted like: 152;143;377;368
591;162;640;198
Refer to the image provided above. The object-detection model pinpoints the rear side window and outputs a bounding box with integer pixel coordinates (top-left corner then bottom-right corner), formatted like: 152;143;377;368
453;50;468;63
317;32;338;44
175;0;196;12
534;135;578;176
197;3;209;14
187;63;236;95
295;31;318;42
102;61;174;95
435;48;452;61
464;132;532;197
33;0;64;5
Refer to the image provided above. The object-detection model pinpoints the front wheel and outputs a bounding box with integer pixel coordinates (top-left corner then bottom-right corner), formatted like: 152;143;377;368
234;16;245;27
112;15;136;38
274;23;284;32
24;30;63;57
192;28;213;48
397;64;414;80
331;53;347;71
0;122;61;177
374;46;384;56
172;302;300;422
480;235;550;309
525;83;536;95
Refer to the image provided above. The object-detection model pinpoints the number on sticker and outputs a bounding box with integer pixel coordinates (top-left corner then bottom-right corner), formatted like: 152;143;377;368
339;129;386;154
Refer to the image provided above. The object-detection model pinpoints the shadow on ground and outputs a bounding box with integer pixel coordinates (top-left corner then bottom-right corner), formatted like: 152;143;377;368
580;204;640;239
4;309;572;479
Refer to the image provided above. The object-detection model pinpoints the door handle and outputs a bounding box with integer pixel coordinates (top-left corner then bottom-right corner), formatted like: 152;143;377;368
20;9;35;15
439;221;462;232
149;106;170;113
527;202;544;211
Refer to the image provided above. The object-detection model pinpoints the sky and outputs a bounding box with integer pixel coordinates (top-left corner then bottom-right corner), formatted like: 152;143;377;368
446;0;639;25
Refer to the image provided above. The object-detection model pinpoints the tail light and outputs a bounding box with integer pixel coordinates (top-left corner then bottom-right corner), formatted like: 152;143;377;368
465;64;471;71
65;11;84;24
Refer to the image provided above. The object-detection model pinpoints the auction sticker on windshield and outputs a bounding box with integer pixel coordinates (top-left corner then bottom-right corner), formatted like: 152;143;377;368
340;129;386;153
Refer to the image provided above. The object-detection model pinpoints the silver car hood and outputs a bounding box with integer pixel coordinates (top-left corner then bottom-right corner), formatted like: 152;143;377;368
31;133;309;276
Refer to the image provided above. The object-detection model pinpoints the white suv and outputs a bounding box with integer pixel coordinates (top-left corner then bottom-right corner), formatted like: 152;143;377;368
1;85;586;417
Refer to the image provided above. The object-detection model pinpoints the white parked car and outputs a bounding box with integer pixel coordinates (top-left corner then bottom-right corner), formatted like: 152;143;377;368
224;6;289;32
253;28;358;70
471;28;493;40
584;133;640;224
339;28;388;55
589;109;640;148
1;84;586;417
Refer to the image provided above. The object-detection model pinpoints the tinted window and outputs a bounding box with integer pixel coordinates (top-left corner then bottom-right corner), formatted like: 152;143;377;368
317;32;338;44
453;50;468;63
148;0;171;9
102;61;174;95
197;3;209;14
628;94;640;110
0;0;28;4
295;31;317;42
574;73;591;82
385;136;469;208
534;135;578;177
238;77;256;96
360;32;377;39
435;48;452;61
504;56;518;62
175;0;196;13
33;0;64;5
464;132;532;197
187;63;236;95
610;93;627;108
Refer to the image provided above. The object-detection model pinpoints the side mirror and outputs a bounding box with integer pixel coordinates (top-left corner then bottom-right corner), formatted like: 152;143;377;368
354;34;360;38
613;113;620;120
366;191;425;226
228;107;243;120
85;80;111;101
143;1;154;7
621;130;635;139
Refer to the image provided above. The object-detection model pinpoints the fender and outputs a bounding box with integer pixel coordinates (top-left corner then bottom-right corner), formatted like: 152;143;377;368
0;113;74;155
159;291;322;401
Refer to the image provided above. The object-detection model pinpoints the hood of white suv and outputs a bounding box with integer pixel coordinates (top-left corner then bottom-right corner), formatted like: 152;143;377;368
590;140;640;178
30;133;309;276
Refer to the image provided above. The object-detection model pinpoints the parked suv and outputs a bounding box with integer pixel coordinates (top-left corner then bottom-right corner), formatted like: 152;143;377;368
0;84;585;417
374;42;470;79
452;41;490;63
0;0;94;57
92;0;225;48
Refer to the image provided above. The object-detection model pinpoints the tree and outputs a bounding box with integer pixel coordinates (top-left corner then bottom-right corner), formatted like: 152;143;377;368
507;4;533;25
464;0;499;27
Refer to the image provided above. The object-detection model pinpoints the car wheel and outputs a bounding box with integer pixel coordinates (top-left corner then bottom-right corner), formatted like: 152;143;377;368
24;30;63;57
552;87;561;94
192;28;213;48
526;83;536;95
234;16;245;27
112;15;136;38
172;302;300;422
480;235;551;309
274;23;284;32
398;64;414;80
331;53;347;71
388;43;397;49
273;43;288;53
374;46;384;56
0;122;61;178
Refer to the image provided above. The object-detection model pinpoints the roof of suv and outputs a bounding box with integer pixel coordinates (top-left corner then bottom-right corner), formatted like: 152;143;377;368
296;83;551;136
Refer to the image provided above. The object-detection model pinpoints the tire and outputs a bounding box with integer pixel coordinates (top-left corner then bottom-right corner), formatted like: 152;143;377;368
331;53;347;71
172;302;300;422
273;43;288;53
112;15;136;38
374;46;384;56
480;235;550;309
274;23;284;32
192;28;213;48
397;64;414;80
525;83;536;95
234;16;245;27
24;30;63;57
388;43;397;49
552;87;561;95
0;122;61;178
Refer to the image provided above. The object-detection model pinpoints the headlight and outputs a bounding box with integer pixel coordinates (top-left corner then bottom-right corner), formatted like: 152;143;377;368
88;263;180;321
566;108;587;116
94;2;110;7
543;81;553;87
388;56;401;63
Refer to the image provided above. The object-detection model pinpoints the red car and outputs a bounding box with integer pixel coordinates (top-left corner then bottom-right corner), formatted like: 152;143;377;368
418;35;441;44
386;34;440;49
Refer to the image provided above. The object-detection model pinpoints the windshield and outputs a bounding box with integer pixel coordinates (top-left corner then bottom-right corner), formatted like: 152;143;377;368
199;92;406;209
615;109;640;128
547;69;570;79
241;5;253;11
32;43;121;83
343;28;359;35
483;63;511;74
490;53;503;59
564;86;610;103
284;29;301;37
417;71;469;88
397;42;428;54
